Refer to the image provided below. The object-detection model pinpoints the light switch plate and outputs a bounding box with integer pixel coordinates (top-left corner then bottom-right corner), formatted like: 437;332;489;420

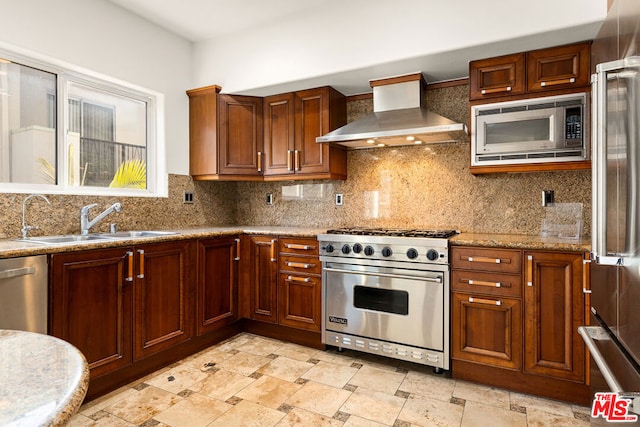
336;194;343;206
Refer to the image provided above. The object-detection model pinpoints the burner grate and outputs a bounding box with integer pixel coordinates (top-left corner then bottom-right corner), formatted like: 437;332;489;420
326;228;458;239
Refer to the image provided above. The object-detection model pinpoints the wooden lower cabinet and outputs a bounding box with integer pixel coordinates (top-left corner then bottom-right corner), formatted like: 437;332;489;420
197;236;239;335
50;247;134;379
451;292;522;370
450;246;589;405
51;241;194;378
133;240;194;359
245;235;279;323
523;251;585;382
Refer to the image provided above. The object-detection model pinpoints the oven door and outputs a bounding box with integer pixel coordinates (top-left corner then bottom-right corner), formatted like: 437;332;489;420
323;262;445;351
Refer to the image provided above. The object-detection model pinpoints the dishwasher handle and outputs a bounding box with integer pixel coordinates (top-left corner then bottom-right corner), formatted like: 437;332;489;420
0;266;36;280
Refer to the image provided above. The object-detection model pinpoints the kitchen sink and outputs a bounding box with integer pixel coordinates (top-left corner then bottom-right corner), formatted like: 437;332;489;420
17;231;179;245
98;230;180;238
18;234;119;245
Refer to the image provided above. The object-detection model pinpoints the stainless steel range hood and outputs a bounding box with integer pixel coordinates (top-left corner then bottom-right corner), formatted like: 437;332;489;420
316;73;468;149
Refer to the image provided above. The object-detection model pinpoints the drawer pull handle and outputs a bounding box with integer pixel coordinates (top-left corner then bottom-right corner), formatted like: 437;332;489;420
286;262;313;269
125;251;134;282
287;275;311;283
137;249;145;279
294;150;300;171
468;279;501;288
469;297;501;306
270;239;277;262
540;77;575;87
468;256;501;264
285;244;313;250
234;238;240;261
481;86;512;95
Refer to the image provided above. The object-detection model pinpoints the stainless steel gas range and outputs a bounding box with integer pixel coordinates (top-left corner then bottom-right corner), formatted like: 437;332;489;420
318;227;457;371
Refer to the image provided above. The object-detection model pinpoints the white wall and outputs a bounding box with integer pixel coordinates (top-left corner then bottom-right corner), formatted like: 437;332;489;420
193;0;606;95
0;0;192;175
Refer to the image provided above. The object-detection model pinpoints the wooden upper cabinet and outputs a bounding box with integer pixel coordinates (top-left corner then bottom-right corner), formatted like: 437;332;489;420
527;42;591;92
469;42;591;102
469;53;526;100
263;86;347;180
218;94;264;176
263;93;296;176
187;85;220;179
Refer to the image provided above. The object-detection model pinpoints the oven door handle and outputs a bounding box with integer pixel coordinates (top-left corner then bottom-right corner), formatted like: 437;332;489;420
323;267;442;283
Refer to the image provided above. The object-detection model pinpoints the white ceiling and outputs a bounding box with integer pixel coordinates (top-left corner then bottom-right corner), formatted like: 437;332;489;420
108;0;340;42
106;0;607;95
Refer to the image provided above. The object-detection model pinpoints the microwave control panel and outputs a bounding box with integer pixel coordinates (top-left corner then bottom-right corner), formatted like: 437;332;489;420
565;106;583;147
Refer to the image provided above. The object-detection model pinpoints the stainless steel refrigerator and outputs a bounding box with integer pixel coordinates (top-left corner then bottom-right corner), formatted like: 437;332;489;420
579;0;640;423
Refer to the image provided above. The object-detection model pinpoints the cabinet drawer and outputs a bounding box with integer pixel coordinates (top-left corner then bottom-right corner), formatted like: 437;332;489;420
451;247;522;274
280;254;321;275
279;237;319;256
451;270;521;298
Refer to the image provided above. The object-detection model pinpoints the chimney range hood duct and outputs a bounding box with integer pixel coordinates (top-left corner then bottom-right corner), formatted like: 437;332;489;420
316;72;468;149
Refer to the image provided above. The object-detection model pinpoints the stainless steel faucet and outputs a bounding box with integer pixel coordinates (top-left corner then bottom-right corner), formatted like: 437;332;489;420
80;202;122;235
21;194;51;239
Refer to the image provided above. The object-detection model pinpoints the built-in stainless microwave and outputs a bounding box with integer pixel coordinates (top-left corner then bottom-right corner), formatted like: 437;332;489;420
471;93;589;166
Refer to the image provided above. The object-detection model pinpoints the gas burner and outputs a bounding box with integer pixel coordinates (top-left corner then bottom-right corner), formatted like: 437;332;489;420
326;227;458;239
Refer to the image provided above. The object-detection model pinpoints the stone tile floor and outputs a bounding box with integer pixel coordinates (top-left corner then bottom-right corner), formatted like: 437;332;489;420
69;333;591;426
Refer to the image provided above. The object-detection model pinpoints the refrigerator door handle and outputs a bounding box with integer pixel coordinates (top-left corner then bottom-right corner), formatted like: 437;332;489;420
579;326;624;392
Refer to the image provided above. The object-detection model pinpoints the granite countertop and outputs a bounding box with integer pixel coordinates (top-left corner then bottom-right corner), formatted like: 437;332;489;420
0;330;89;426
0;226;328;259
0;227;591;259
452;233;591;252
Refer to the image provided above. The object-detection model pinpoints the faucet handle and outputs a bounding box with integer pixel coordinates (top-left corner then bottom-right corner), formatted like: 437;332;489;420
81;203;98;213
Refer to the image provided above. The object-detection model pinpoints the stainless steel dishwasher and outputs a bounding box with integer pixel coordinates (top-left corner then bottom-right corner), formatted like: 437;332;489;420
0;255;48;333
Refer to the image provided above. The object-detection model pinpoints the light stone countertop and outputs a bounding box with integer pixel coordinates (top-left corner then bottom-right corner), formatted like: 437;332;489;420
452;233;591;253
0;329;89;426
0;227;591;259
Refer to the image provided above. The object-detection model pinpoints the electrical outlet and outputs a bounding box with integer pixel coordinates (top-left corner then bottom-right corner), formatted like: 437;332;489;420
542;190;554;207
183;191;194;204
266;193;273;205
335;193;343;206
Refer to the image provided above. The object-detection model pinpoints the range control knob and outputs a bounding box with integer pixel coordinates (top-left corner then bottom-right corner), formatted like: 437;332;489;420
324;244;334;253
352;243;363;254
382;247;393;257
426;249;439;261
341;244;351;255
406;248;419;259
364;246;375;256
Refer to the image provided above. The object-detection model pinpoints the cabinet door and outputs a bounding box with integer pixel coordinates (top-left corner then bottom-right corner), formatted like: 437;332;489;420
526;42;590;92
294;87;347;177
187;85;220;179
278;273;321;331
197;236;239;335
133;241;193;359
451;292;522;370
469;53;526;100
523;251;585;381
50;248;133;379
263;93;295;176
218;94;263;176
248;235;279;323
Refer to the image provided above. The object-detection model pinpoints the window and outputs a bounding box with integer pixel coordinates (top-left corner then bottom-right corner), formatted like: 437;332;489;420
0;45;165;197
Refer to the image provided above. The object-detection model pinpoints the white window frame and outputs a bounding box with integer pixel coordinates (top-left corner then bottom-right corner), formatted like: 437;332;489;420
0;42;166;198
